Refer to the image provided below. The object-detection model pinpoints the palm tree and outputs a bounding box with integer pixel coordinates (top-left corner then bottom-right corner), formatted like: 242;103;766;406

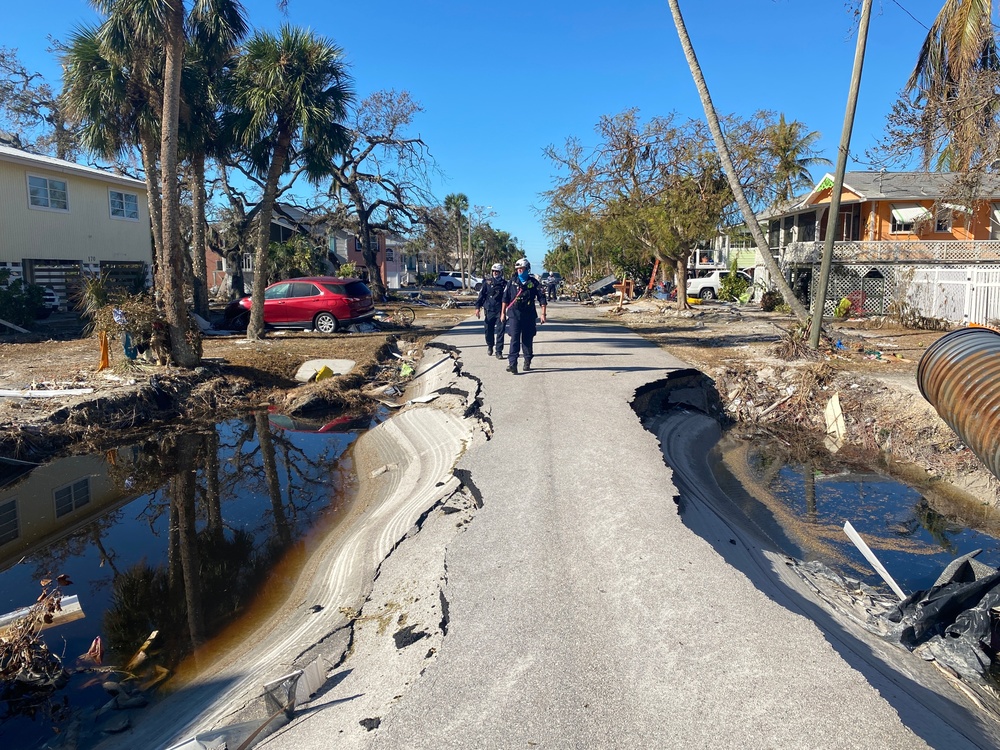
907;0;998;170
765;114;832;204
180;1;248;317
443;193;468;285
61;22;165;266
85;0;247;366
666;0;809;325
223;25;353;340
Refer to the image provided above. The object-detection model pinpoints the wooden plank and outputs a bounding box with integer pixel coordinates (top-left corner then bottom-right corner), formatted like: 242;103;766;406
0;594;84;635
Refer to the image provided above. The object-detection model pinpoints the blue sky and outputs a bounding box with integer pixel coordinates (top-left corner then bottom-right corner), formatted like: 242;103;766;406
5;0;943;269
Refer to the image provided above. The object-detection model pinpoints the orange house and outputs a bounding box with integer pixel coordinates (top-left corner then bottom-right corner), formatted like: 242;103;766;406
762;171;1000;324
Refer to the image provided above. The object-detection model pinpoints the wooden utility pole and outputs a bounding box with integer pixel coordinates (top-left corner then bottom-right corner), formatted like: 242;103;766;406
809;0;873;349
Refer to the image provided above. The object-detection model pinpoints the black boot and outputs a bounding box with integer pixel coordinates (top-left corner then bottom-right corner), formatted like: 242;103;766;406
523;359;531;372
505;361;518;374
487;348;493;356
495;349;504;359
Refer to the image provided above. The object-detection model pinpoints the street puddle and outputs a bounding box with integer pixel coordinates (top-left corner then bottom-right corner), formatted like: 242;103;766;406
0;408;378;748
712;427;1000;594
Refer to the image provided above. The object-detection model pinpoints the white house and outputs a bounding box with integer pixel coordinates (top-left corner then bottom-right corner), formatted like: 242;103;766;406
0;145;152;305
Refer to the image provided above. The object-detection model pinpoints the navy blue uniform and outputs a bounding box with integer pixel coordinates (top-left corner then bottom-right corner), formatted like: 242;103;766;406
475;275;507;355
503;274;547;370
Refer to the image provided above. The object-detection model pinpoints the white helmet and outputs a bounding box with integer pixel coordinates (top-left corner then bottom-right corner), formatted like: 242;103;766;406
514;258;530;270
491;263;503;272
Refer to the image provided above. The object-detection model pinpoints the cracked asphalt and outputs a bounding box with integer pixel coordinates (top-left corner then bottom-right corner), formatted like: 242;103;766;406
252;303;1000;750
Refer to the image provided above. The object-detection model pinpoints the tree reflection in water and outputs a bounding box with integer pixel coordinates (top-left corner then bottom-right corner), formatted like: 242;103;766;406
3;409;362;746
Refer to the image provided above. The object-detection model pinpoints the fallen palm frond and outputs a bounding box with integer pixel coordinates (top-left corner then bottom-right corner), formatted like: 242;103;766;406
769;323;823;361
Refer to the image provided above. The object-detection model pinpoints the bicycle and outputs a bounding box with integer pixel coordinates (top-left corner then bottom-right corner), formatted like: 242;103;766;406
374;306;415;328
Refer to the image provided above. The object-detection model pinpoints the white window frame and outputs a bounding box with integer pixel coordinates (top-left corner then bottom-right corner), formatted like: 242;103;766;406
54;477;90;518
0;498;18;545
935;208;953;233
889;203;929;234
109;189;140;221
27;173;69;212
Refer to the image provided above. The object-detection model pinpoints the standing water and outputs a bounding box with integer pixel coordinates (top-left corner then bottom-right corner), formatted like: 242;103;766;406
712;427;1000;594
0;408;377;748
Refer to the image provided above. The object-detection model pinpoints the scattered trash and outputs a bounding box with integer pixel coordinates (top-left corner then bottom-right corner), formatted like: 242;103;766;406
294;359;355;383
400;363;415;377
312;365;334;382
823;392;846;452
886;549;1000;679
843;521;907;600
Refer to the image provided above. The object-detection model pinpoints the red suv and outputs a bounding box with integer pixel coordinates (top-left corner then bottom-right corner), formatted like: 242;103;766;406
224;277;375;333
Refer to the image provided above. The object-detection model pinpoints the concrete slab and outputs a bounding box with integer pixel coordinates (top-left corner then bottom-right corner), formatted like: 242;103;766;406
294;359;356;382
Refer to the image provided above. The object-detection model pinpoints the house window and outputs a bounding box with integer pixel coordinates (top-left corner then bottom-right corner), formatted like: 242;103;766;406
385;248;394;262
27;175;69;211
54;478;90;518
109;189;139;220
991;203;1000;240
798;211;817;242
890;204;928;234
0;499;17;545
935;209;952;233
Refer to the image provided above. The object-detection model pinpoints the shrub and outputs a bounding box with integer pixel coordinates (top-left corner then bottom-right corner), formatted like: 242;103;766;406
719;269;750;302
760;290;783;312
338;261;359;278
0;269;44;327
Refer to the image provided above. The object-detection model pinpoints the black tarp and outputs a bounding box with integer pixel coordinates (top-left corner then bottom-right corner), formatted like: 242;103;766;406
886;550;1000;677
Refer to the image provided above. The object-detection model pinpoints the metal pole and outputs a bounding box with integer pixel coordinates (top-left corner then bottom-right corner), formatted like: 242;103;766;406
809;0;873;349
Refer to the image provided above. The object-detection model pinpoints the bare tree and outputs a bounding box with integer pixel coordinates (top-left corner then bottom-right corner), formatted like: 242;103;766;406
0;46;78;158
324;90;437;301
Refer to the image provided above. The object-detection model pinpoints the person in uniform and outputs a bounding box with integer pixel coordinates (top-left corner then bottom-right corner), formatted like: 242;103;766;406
501;258;547;374
475;262;508;359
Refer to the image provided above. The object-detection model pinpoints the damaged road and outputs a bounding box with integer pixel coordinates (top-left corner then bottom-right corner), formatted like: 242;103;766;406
96;344;488;750
248;306;998;750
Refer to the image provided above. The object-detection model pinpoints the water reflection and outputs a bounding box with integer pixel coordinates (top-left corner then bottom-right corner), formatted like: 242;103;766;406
715;428;1000;593
0;409;367;748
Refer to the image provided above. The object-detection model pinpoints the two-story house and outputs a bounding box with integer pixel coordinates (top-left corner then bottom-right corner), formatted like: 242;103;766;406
0;146;152;305
761;171;1000;324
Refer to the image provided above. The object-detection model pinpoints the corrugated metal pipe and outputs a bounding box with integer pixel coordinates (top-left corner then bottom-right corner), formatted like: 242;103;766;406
917;327;1000;481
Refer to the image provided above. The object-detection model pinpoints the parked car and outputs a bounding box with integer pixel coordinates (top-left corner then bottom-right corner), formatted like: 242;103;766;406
34;286;62;319
223;277;375;333
685;270;752;301
434;271;483;291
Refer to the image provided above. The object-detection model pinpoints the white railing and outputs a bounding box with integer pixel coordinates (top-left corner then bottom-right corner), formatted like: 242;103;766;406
783;240;1000;265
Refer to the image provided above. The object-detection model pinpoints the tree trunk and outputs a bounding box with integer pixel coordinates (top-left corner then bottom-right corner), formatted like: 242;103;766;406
667;0;809;325
190;151;210;318
160;4;202;366
676;255;690;310
173;433;205;648
256;411;291;547
226;248;245;299
139;132;164;281
247;138;290;340
360;223;387;301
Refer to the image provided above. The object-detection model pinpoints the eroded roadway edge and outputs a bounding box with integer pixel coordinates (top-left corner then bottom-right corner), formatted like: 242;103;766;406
260;305;995;750
98;344;486;750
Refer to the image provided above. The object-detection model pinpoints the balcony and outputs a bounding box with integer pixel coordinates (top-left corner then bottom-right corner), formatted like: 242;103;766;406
782;240;1000;265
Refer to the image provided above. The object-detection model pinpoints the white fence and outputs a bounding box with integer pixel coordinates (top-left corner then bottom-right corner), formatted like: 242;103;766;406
907;266;1000;325
779;262;1000;326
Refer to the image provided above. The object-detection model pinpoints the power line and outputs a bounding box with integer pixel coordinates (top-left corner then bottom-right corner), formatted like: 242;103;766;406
891;0;928;31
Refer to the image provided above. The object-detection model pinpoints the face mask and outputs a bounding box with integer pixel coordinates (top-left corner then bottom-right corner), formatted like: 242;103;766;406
517;271;528;282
